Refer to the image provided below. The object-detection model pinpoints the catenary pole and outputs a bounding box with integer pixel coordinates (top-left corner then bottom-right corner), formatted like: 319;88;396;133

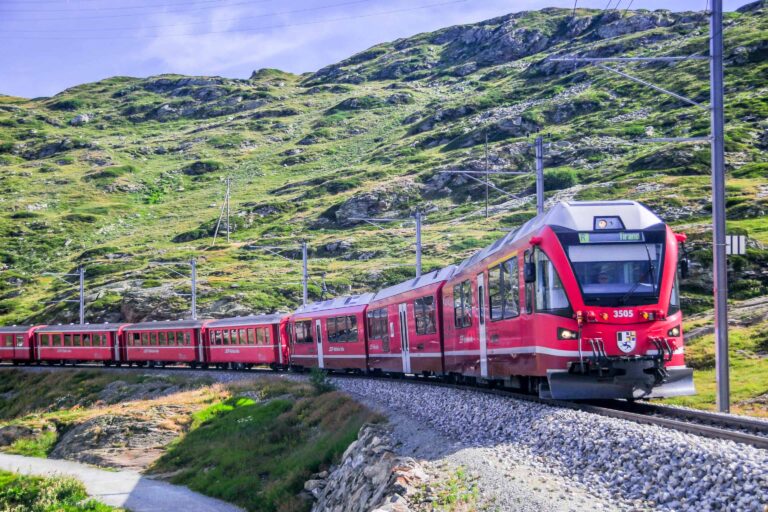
78;265;85;324
415;211;422;278
190;258;197;320
485;132;490;218
302;241;309;306
535;136;545;214
710;0;729;413
225;176;231;243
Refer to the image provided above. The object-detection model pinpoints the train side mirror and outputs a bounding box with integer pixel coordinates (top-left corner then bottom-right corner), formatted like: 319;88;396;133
679;258;689;279
524;262;536;283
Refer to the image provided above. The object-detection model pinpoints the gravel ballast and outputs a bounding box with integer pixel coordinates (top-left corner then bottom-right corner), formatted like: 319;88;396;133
331;377;768;512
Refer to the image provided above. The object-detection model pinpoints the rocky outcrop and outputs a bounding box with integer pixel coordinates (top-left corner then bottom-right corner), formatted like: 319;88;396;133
332;179;422;227
307;424;427;512
49;409;182;470
0;425;35;446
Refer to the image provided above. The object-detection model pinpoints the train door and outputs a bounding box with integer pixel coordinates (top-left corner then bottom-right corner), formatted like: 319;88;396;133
398;303;411;374
315;319;325;369
476;273;489;378
14;334;27;360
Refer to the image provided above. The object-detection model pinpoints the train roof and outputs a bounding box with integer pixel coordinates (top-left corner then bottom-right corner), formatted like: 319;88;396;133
372;265;457;303
206;314;287;328
36;323;126;333
123;319;206;331
456;201;664;273
0;325;36;334
293;293;375;315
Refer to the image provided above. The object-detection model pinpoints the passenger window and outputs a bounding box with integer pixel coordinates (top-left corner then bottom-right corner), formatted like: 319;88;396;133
294;321;314;344
184;332;191;346
453;280;473;328
367;308;387;339
535;249;572;316
414;296;436;335
524;250;534;315
327;316;358;343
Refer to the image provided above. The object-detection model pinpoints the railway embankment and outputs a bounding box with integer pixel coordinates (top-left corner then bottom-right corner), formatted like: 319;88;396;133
334;377;768;512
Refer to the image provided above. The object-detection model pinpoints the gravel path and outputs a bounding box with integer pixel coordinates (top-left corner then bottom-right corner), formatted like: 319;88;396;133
331;378;768;512
0;453;244;512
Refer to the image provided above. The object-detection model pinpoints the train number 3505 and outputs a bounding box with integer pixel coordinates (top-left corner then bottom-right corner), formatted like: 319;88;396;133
613;310;634;318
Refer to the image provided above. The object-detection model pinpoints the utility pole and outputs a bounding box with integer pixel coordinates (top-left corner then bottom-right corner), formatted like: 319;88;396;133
190;258;197;320
78;266;84;324
301;241;309;306
415;211;422;278
225;176;231;243
43;267;86;323
535;136;545;215
485;132;490;218
710;0;729;413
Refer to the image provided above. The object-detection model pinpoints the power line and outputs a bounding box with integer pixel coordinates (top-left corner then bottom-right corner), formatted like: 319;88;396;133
3;0;377;28
0;0;278;15
0;0;468;40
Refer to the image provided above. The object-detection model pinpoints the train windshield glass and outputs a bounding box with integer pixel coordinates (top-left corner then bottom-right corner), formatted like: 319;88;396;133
567;243;664;305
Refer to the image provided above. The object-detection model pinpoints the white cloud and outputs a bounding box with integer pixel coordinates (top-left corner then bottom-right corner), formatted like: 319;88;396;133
136;3;337;76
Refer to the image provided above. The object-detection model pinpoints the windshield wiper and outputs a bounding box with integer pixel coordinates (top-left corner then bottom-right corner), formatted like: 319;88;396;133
620;245;656;305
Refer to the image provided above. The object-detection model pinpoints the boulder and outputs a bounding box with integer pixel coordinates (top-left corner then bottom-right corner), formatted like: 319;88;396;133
69;113;91;126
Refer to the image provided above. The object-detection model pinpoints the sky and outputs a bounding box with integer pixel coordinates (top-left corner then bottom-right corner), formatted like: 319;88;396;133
0;0;754;98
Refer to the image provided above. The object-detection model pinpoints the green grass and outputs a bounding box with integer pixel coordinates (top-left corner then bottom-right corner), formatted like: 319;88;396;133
663;319;768;416
5;429;59;457
151;381;380;512
0;470;120;511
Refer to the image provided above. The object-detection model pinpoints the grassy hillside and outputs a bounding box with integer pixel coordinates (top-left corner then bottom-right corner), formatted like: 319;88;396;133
0;5;766;405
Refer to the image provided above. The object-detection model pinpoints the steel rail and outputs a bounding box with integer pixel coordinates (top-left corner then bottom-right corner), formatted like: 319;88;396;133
2;363;767;449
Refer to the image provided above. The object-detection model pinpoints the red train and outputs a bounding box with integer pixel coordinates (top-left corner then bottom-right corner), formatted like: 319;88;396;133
0;201;695;400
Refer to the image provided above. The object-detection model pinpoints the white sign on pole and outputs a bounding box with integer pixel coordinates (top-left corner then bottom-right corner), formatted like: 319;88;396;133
725;235;747;255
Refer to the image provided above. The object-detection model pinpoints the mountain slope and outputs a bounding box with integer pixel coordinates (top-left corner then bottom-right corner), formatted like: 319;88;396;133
0;4;766;326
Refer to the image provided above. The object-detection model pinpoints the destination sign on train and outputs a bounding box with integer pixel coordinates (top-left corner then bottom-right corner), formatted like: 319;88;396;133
578;232;644;243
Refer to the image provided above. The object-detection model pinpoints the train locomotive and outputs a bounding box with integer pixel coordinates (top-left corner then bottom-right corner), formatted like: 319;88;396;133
0;201;695;401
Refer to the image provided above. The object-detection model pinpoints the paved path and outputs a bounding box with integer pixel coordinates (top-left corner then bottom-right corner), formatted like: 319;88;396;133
0;453;244;512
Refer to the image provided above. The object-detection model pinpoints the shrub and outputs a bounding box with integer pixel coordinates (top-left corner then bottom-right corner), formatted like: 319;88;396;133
48;98;86;111
543;168;577;190
309;368;334;394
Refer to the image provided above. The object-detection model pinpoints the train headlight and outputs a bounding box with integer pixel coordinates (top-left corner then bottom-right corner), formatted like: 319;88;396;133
667;325;681;337
642;311;656;321
558;328;578;340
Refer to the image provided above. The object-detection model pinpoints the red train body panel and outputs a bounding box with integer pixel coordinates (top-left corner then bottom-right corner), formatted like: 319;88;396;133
0;326;40;363
204;314;289;368
366;267;456;375
35;324;126;363
289;294;373;371
122;320;207;365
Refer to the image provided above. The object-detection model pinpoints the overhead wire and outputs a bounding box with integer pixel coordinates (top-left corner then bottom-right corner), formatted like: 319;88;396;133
0;0;469;40
0;0;279;15
2;0;376;26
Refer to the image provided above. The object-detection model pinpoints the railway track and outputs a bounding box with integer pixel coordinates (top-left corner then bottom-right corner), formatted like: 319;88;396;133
3;362;768;450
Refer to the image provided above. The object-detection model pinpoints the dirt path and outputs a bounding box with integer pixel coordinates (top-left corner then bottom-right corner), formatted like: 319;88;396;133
0;453;243;512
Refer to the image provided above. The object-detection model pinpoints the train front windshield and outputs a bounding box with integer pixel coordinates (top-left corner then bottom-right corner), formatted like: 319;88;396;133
567;243;664;306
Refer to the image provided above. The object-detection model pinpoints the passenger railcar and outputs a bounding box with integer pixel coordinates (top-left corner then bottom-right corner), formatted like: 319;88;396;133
289;294;373;371
0;325;39;363
204;314;289;369
122;320;207;367
0;201;695;401
35;323;125;365
441;201;693;399
366;266;456;375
